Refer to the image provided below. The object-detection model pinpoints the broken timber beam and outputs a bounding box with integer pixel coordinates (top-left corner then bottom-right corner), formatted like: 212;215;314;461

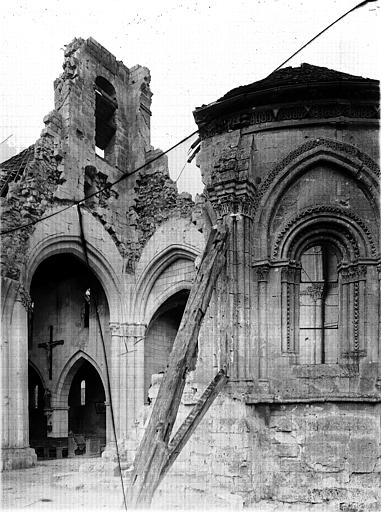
127;224;229;508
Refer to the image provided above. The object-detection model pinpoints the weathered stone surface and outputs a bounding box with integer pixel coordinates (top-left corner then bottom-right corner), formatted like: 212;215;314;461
1;37;380;512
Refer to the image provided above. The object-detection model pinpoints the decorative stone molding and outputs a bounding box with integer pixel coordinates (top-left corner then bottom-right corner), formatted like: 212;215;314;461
353;281;360;351
109;322;121;336
272;205;377;258
280;264;301;284
280;263;301;354
199;104;379;139
122;323;146;338
257;137;379;209
18;284;34;312
300;282;325;301
206;186;257;220
339;264;368;356
340;264;368;283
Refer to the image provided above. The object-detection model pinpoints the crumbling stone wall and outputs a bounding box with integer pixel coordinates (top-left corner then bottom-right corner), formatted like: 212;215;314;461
1;132;64;280
125;150;194;271
1;37;195;281
1;37;199;470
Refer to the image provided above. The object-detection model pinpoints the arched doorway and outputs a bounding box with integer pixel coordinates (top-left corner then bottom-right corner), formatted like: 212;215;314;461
28;364;47;457
144;289;189;403
68;359;106;456
28;253;110;458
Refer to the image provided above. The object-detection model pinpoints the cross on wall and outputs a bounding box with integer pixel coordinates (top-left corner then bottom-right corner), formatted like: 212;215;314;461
38;325;64;380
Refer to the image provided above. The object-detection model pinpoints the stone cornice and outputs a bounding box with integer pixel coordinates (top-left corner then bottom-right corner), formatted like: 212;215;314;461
197;101;379;139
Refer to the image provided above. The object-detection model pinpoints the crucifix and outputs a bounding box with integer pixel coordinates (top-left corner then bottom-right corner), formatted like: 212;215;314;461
38;326;64;380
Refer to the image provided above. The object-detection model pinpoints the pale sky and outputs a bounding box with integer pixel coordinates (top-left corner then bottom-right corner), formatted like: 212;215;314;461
0;0;379;196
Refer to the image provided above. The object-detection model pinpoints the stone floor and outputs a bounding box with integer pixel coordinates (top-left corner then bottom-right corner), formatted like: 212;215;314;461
1;457;369;512
2;456;124;511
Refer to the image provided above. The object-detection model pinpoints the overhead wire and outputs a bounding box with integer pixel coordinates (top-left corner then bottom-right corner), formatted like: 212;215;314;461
77;204;128;511
270;0;377;73
0;130;198;236
2;0;377;236
0;1;376;507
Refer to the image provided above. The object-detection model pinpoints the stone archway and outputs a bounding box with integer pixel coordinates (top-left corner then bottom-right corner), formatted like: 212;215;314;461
28;253;111;457
144;289;190;403
67;359;106;456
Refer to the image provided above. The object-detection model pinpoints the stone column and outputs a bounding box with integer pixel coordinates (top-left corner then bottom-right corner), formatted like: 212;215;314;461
255;265;270;382
209;194;255;380
1;279;36;470
377;264;381;360
309;283;324;363
107;322;122;446
124;324;146;426
340;265;367;358
280;264;301;356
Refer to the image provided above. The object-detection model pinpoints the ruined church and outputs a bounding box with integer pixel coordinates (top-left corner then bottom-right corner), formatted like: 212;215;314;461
1;37;380;508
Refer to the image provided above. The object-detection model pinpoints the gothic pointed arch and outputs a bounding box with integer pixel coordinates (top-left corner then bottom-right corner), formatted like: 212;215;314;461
23;206;123;322
133;244;198;324
144;288;190;402
54;350;108;408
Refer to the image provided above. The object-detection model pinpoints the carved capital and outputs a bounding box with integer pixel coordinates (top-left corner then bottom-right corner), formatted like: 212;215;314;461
109;322;121;336
304;283;324;301
281;263;301;284
255;265;270;282
122;323;146;338
209;193;256;220
340;264;368;283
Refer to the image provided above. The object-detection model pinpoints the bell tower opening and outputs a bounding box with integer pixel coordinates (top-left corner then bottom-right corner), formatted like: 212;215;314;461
94;76;117;160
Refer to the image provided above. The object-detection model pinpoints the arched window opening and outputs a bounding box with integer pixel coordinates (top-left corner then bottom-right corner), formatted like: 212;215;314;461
68;360;106;456
94;76;117;160
299;244;339;364
80;380;86;406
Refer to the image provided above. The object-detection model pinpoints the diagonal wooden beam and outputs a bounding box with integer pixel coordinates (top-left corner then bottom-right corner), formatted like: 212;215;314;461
158;369;229;486
127;224;229;508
